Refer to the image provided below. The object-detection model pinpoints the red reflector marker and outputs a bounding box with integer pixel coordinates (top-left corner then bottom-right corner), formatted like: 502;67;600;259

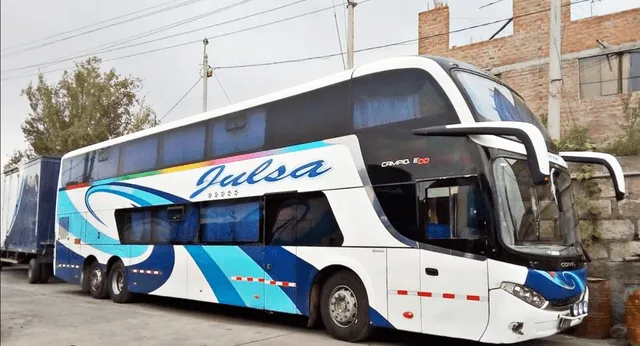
403;311;414;319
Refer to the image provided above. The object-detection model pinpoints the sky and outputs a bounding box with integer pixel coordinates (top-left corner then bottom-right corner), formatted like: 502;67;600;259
0;0;635;169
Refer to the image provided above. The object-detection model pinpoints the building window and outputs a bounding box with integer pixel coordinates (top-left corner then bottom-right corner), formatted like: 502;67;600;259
579;50;640;99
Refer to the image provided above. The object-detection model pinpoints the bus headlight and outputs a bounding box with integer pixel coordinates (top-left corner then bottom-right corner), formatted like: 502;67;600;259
571;301;588;316
500;282;547;308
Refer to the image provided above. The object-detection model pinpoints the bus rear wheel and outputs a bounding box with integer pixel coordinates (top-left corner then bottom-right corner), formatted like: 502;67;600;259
88;262;108;299
108;261;132;304
27;258;40;284
320;270;372;343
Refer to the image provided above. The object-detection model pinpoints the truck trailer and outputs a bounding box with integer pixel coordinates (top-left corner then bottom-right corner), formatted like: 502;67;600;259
1;156;61;283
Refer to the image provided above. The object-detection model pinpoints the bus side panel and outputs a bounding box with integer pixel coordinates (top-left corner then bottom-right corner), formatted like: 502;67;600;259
386;248;422;332
54;213;85;284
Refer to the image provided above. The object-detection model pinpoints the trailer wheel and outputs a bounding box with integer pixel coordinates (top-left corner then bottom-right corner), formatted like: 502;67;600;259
108;261;133;303
320;270;372;342
88;262;108;299
39;263;52;284
28;258;40;284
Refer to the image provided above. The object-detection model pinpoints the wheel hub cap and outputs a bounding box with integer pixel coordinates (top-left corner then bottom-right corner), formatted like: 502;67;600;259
329;285;358;327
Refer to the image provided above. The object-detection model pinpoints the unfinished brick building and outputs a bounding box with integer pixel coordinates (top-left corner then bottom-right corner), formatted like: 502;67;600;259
418;0;640;142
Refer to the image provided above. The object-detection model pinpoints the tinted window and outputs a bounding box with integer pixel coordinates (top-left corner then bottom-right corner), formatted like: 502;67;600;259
373;183;419;240
86;146;120;182
419;179;488;240
200;200;261;243
374;179;489;256
156;205;199;244
120;136;158;174
352;69;454;129
162;124;206;167
209;108;265;157
61;154;88;186
115;204;200;244
265;192;343;247
267;83;350;148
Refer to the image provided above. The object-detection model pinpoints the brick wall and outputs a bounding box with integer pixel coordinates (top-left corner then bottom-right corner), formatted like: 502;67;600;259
417;0;640;142
569;156;640;328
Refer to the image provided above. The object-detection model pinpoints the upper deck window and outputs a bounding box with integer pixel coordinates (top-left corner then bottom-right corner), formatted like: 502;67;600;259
162;124;206;167
120;136;158;175
352;68;454;130
209;108;265;157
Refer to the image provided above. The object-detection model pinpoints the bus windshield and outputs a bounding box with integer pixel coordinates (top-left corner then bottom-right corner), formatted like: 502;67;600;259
493;157;582;256
454;71;552;145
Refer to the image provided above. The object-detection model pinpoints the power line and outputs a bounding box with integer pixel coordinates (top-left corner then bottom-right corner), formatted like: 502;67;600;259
1;0;210;59
332;0;346;69
213;73;232;104
2;0;321;73
0;0;183;53
36;0;261;70
1;0;591;81
160;77;201;121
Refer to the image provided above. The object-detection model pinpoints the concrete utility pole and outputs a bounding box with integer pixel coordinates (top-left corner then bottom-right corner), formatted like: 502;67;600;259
346;0;357;69
547;0;562;140
202;38;210;113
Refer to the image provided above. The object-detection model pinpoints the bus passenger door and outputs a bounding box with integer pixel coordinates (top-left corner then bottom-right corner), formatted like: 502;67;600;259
418;180;490;341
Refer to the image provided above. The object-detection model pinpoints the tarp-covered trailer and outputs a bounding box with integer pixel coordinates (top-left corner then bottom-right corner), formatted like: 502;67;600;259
1;156;61;283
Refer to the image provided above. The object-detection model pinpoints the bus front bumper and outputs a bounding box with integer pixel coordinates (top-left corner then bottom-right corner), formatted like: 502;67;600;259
479;288;588;344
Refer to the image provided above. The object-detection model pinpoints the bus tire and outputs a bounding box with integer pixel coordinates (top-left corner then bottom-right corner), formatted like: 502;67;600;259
80;263;91;293
39;263;52;284
320;270;372;343
27;258;40;284
88;261;108;299
108;261;132;304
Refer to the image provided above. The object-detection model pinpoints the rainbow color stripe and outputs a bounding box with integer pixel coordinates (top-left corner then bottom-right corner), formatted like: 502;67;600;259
60;140;330;192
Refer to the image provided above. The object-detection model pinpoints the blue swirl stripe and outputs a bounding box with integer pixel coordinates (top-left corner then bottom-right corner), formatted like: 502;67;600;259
524;268;587;301
85;182;190;225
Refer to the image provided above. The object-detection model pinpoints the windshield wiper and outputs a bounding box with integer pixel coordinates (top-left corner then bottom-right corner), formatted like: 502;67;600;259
558;241;591;263
520;187;541;241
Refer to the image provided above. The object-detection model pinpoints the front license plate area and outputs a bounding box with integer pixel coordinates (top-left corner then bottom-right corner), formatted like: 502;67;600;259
558;317;572;329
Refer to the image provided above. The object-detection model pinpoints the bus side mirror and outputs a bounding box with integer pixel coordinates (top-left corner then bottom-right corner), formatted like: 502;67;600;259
559;151;626;201
413;121;550;185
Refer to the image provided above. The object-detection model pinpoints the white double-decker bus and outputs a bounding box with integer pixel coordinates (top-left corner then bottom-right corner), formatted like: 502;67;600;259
53;56;626;344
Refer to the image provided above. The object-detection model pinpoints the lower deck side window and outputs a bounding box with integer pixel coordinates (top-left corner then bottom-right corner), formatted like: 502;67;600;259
200;200;261;243
265;192;343;247
374;178;489;255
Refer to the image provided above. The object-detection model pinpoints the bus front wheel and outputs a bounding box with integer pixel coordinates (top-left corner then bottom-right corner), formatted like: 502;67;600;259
108;261;132;304
320;270;372;343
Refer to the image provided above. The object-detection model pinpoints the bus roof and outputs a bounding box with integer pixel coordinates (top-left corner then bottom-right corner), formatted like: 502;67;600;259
61;55;470;160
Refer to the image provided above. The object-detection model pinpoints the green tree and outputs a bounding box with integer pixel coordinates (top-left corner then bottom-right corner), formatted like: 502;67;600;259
2;149;35;173
4;57;158;171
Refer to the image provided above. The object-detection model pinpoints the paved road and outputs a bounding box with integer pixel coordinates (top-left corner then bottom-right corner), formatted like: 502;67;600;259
0;266;622;346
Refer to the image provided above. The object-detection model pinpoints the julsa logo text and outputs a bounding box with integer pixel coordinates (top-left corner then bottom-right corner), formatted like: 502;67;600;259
190;158;331;199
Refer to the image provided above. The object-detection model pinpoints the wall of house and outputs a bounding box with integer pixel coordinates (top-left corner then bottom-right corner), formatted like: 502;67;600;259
417;0;640;142
569;156;640;329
